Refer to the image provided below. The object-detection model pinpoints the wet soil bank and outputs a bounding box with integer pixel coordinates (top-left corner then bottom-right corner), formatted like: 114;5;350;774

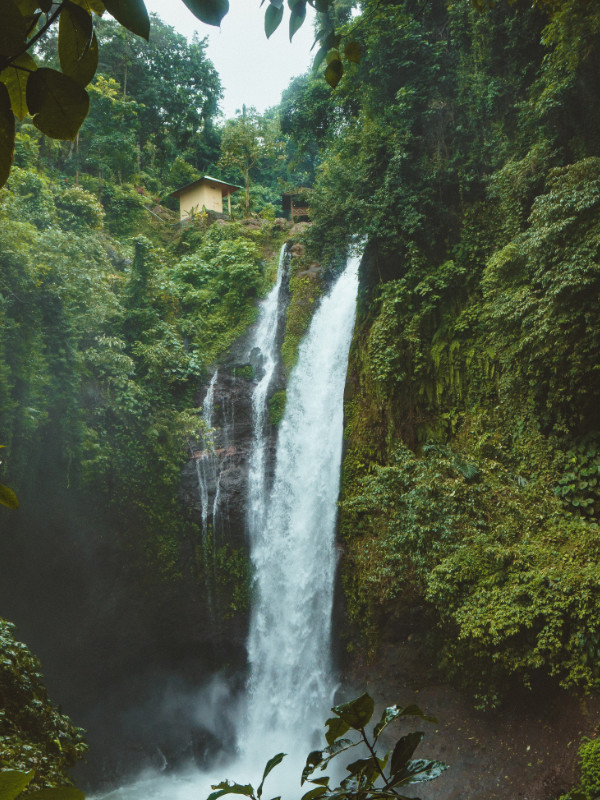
345;641;600;800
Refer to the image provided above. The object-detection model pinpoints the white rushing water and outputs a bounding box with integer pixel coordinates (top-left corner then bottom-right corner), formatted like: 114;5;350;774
246;244;288;540
98;249;360;800
242;251;360;769
196;368;219;540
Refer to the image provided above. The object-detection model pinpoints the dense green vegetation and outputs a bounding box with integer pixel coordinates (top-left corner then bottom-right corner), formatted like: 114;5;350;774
0;619;86;786
270;0;600;710
3;0;600;790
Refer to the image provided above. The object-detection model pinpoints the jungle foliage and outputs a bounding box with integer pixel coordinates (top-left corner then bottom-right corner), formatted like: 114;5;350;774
268;0;600;706
0;0;338;189
0;620;87;786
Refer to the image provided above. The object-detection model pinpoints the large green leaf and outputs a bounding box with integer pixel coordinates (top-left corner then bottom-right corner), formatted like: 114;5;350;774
207;781;255;800
288;0;306;40
0;482;19;509
71;0;106;13
265;3;284;38
399;704;437;723
59;3;98;87
344;41;361;63
390;732;423;777
331;693;374;729
0;52;37;119
27;67;89;139
325;715;350;745
0;770;34;800
389;758;449;786
0;0;30;58
374;704;436;739
256;753;286;799
27;789;85;800
180;0;229;26
16;0;42;13
324;58;343;88
344;756;382;782
103;0;149;39
301;739;356;784
300;788;327;800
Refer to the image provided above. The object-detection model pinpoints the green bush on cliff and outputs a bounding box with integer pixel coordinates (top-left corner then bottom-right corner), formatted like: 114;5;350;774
559;736;600;800
340;443;600;706
0;620;86;787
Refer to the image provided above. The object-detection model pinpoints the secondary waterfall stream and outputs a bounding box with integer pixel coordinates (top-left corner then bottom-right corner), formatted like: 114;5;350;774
99;248;360;800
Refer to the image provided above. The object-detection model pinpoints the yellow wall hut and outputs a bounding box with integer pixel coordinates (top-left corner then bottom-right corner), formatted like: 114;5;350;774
171;175;242;221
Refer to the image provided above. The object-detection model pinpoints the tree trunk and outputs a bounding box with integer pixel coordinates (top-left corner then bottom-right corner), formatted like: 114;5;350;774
245;167;250;217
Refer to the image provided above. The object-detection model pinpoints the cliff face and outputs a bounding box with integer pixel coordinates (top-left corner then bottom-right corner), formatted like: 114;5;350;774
336;228;600;797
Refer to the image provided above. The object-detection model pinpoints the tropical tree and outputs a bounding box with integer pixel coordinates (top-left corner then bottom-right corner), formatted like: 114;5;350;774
218;106;280;215
0;0;344;190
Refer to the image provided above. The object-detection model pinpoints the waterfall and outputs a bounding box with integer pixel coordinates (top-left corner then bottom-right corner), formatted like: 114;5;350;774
195;368;219;540
242;251;360;767
246;244;288;540
96;248;360;800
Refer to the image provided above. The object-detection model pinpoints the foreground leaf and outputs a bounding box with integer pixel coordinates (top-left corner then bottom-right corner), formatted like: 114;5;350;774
0;52;37;119
0;483;19;509
344;41;361;63
257;753;286;798
265;3;284;38
59;4;98;87
390;732;423;776
302;739;355;784
374;704;436;739
207;781;255;800
0;84;15;189
181;0;229;26
332;693;374;729
0;0;30;57
300;788;327;800
390;758;449;786
289;0;306;40
71;0;106;12
0;770;34;800
324;59;343;88
27;67;89;139
103;0;150;39
325;715;350;745
27;789;85;800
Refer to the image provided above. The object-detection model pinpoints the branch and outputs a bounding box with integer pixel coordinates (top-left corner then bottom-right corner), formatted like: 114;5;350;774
360;728;403;798
0;3;65;73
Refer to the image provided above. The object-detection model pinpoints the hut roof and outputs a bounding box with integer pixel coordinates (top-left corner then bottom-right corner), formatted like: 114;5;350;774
171;175;243;198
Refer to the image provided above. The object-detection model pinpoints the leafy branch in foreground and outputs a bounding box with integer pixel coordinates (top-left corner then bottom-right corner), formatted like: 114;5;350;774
207;693;448;800
0;770;83;800
0;445;18;509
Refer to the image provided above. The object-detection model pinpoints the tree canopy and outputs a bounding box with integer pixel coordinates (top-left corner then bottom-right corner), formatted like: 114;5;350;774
0;0;340;189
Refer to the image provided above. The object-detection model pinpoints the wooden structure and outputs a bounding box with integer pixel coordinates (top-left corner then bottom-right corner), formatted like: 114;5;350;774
171;175;242;220
282;189;310;223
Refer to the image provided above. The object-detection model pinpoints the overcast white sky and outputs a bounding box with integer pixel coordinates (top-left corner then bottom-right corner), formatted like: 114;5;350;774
144;0;316;119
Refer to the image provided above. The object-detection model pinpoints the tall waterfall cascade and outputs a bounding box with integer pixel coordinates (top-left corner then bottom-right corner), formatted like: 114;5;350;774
98;248;361;800
242;250;361;768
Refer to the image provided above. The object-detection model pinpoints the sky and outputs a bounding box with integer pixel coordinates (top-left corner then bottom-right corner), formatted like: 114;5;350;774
144;0;317;119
